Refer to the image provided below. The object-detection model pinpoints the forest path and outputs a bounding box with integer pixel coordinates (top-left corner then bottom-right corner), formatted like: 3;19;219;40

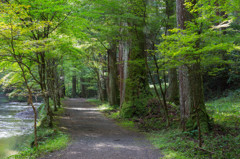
40;98;162;159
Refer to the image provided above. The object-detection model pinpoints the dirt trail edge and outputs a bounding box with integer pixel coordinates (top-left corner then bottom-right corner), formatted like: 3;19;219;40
40;98;162;159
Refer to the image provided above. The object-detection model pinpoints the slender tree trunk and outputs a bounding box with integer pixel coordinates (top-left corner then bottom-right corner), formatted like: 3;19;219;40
72;72;77;98
152;54;170;126
165;0;179;105
54;67;61;108
80;78;87;98
25;86;38;148
96;69;105;101
16;62;38;147
10;24;38;146
40;53;53;127
60;67;65;98
46;60;57;111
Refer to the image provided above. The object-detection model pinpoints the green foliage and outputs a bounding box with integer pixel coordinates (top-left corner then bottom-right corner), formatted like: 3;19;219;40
8;132;69;159
89;99;136;130
149;128;240;159
139;117;166;131
147;92;240;159
7;107;69;159
207;90;240;127
156;0;240;73
1;0;240;158
86;98;103;105
121;95;149;118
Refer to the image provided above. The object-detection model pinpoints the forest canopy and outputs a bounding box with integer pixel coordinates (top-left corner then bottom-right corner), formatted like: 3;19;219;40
0;0;240;158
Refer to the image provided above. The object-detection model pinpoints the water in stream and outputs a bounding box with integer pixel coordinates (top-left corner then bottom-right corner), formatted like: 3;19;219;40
0;99;41;158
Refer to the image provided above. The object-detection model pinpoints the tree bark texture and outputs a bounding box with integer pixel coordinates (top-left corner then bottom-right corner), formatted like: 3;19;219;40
60;67;66;98
176;0;210;132
38;52;53;127
97;68;107;101
72;72;77;98
107;43;119;106
122;0;150;117
188;63;210;132
80;78;87;98
46;59;58;111
178;65;191;130
167;68;179;104
119;23;129;107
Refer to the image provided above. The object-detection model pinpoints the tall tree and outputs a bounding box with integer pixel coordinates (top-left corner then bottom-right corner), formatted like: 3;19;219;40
176;0;210;132
121;0;150;117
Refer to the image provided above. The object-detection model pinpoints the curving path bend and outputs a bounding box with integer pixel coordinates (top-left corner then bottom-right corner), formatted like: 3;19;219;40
40;98;162;159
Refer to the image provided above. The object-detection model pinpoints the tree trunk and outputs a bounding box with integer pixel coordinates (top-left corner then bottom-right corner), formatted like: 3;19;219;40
189;63;210;132
16;61;38;148
60;67;65;98
176;0;210;132
107;43;119;106
178;65;191;130
54;67;61;108
80;78;87;98
46;60;57;111
121;0;150;118
166;0;179;104
72;72;77;98
38;52;53;127
119;24;129;107
96;69;105;102
167;68;179;104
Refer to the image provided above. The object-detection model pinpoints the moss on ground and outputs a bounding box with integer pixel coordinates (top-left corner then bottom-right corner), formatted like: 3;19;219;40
89;97;240;159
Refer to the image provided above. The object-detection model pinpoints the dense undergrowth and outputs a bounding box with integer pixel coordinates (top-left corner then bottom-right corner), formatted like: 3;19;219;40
7;104;69;159
87;93;240;159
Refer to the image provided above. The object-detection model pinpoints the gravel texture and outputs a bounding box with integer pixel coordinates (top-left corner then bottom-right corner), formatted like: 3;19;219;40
40;98;162;159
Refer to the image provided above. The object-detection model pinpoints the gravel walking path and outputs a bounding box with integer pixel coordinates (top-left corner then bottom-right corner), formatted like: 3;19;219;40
40;98;162;159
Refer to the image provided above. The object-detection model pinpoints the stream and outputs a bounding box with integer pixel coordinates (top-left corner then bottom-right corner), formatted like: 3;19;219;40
0;96;41;158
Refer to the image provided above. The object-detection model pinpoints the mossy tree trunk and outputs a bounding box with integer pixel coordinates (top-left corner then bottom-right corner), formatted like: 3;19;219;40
72;71;77;98
176;0;210;132
96;67;107;102
121;0;149;117
107;43;119;106
179;65;191;130
167;68;179;104
47;59;58;111
188;62;210;132
60;67;66;98
80;77;87;98
119;23;129;108
38;52;53;128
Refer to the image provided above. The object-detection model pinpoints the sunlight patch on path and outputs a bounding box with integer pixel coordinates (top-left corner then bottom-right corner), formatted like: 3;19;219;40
94;142;142;151
65;107;104;111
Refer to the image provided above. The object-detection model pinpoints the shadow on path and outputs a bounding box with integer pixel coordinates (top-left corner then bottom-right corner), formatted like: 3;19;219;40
40;98;162;159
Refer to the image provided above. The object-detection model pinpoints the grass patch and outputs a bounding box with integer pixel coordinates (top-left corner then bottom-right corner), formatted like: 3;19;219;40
86;98;103;106
88;95;240;159
87;98;136;130
8;131;69;159
7;106;70;159
148;126;240;159
148;129;195;159
147;93;240;159
206;94;240;128
116;120;135;129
